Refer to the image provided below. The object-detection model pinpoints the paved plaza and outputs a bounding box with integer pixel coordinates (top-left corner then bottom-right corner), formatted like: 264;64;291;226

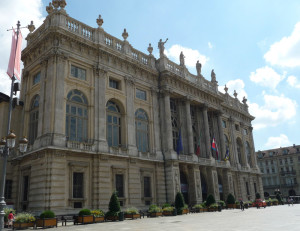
4;205;300;231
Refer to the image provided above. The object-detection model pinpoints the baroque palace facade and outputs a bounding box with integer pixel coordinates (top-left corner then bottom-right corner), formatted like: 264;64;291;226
0;1;262;214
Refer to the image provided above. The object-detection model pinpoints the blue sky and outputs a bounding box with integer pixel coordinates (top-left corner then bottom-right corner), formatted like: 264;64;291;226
1;0;300;151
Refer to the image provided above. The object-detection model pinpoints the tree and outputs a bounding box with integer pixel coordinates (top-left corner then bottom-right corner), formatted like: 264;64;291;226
175;192;185;214
108;191;120;215
226;193;235;204
255;192;261;199
206;194;216;207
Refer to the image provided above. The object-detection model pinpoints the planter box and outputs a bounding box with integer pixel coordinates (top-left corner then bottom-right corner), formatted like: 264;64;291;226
208;208;218;212
36;218;58;228
13;222;35;230
202;208;208;212
149;212;162;217
93;216;105;223
75;215;94;224
124;214;141;219
182;208;189;215
227;204;235;209
163;211;174;216
105;216;119;221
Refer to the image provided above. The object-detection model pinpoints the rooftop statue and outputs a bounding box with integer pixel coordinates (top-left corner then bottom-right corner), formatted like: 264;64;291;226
158;38;168;58
180;51;185;66
196;60;202;76
211;69;216;82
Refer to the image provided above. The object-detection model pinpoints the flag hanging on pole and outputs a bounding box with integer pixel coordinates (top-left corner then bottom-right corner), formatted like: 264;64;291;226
212;137;219;160
7;29;23;80
224;147;230;161
176;128;183;155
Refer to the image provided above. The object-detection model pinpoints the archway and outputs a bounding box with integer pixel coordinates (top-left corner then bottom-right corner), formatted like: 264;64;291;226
201;174;208;201
180;171;189;204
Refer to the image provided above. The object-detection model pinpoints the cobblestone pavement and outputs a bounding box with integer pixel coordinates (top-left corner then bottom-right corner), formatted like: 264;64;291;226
4;205;300;231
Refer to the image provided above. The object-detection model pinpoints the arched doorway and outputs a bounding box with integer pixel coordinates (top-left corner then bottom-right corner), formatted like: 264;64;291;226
289;189;296;196
218;174;224;201
180;171;189;204
201;174;208;201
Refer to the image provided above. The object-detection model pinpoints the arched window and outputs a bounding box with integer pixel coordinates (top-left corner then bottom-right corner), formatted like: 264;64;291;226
66;90;88;142
245;141;252;167
29;95;39;145
106;101;121;147
236;138;243;165
135;109;149;152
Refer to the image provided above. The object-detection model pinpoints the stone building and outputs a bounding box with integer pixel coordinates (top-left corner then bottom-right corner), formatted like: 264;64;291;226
1;1;262;214
256;145;300;199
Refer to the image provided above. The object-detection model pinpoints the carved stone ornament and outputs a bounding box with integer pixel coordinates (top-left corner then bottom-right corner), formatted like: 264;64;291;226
242;96;247;105
233;90;238;98
28;21;35;33
46;2;53;14
122;28;128;40
60;0;67;9
52;0;59;9
97;15;104;27
224;84;228;94
147;43;153;55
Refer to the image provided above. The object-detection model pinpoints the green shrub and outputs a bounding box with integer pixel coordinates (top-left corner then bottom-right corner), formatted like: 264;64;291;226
205;194;216;207
91;209;105;217
4;208;16;222
148;204;162;213
124;207;139;215
175;192;185;214
255;192;261;199
14;213;36;223
162;203;171;209
193;204;203;209
40;210;55;219
226;193;235;204
78;209;91;216
108;191;121;213
217;200;225;207
162;206;175;212
209;203;218;209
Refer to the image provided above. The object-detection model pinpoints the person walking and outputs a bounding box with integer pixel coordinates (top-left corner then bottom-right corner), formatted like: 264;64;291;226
240;200;244;211
8;211;14;229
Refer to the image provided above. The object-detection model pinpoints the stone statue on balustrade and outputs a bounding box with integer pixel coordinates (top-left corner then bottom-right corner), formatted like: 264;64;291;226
158;38;168;58
196;60;202;76
180;51;185;66
211;69;216;82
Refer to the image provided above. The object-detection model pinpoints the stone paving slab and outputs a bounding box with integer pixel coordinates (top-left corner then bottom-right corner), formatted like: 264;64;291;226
4;205;300;231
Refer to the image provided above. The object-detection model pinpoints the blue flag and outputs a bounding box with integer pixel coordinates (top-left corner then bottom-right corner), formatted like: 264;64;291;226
176;129;183;154
224;147;229;161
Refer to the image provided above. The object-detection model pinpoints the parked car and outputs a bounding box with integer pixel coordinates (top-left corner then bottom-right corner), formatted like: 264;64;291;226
252;199;267;208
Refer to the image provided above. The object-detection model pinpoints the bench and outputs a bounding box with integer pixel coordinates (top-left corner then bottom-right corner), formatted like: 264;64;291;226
57;215;76;226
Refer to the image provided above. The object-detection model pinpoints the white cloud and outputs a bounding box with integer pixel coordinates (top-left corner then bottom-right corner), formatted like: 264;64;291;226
208;42;213;49
0;0;44;95
264;134;291;149
287;75;300;88
264;22;300;67
219;79;248;101
249;94;297;129
249;66;285;89
165;44;209;69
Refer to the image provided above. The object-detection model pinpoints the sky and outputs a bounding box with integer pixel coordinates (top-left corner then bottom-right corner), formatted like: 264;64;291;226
0;0;300;151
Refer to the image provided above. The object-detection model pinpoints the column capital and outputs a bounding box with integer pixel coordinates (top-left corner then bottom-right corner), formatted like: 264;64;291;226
124;75;136;85
228;116;234;123
160;86;173;95
93;65;108;77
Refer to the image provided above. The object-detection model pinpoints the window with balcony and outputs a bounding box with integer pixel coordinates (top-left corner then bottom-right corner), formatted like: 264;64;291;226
107;101;121;147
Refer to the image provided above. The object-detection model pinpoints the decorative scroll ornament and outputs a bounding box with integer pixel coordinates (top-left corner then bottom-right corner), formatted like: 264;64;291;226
46;2;53;14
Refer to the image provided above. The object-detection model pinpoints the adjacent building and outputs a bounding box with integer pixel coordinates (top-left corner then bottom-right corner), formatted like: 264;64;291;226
256;145;300;198
1;0;262;214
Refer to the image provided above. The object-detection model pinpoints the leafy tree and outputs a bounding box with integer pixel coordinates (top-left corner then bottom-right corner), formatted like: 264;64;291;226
226;193;235;204
175;192;185;214
206;194;216;207
255;192;261;199
107;191;120;216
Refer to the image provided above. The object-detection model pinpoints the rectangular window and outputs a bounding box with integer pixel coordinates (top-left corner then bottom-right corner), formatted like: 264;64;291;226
243;128;248;135
73;172;83;198
290;157;293;163
280;159;283;164
136;88;147;100
272;168;275;173
265;160;268;165
222;120;227;128
267;169;270;173
109;79;120;89
33;72;41;85
235;124;239;131
71;65;86;80
23;176;29;201
5;180;12;199
254;183;257;193
116;174;124;197
144;177;151;198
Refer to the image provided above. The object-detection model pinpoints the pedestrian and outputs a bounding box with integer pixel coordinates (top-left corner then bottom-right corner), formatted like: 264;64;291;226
290;198;294;206
240;200;244;211
8;211;14;228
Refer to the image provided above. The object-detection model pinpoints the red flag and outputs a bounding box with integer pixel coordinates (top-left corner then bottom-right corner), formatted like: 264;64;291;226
7;29;22;80
212;137;219;160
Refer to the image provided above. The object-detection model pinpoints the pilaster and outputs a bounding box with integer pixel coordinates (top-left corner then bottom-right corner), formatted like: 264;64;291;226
202;105;211;158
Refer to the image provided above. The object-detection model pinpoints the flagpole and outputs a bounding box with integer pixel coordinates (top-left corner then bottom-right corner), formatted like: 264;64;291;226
0;21;20;231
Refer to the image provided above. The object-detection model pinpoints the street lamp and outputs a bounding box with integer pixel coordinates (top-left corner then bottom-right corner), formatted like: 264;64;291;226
0;20;32;231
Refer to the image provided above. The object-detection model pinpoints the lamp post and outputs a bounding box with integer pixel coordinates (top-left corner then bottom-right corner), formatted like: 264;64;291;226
0;21;30;231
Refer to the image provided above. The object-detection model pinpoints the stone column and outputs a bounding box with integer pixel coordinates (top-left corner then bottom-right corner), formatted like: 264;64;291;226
249;127;258;169
202;105;211;158
216;111;226;160
206;167;220;200
240;122;248;167
151;87;162;155
185;99;194;155
228;117;239;166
